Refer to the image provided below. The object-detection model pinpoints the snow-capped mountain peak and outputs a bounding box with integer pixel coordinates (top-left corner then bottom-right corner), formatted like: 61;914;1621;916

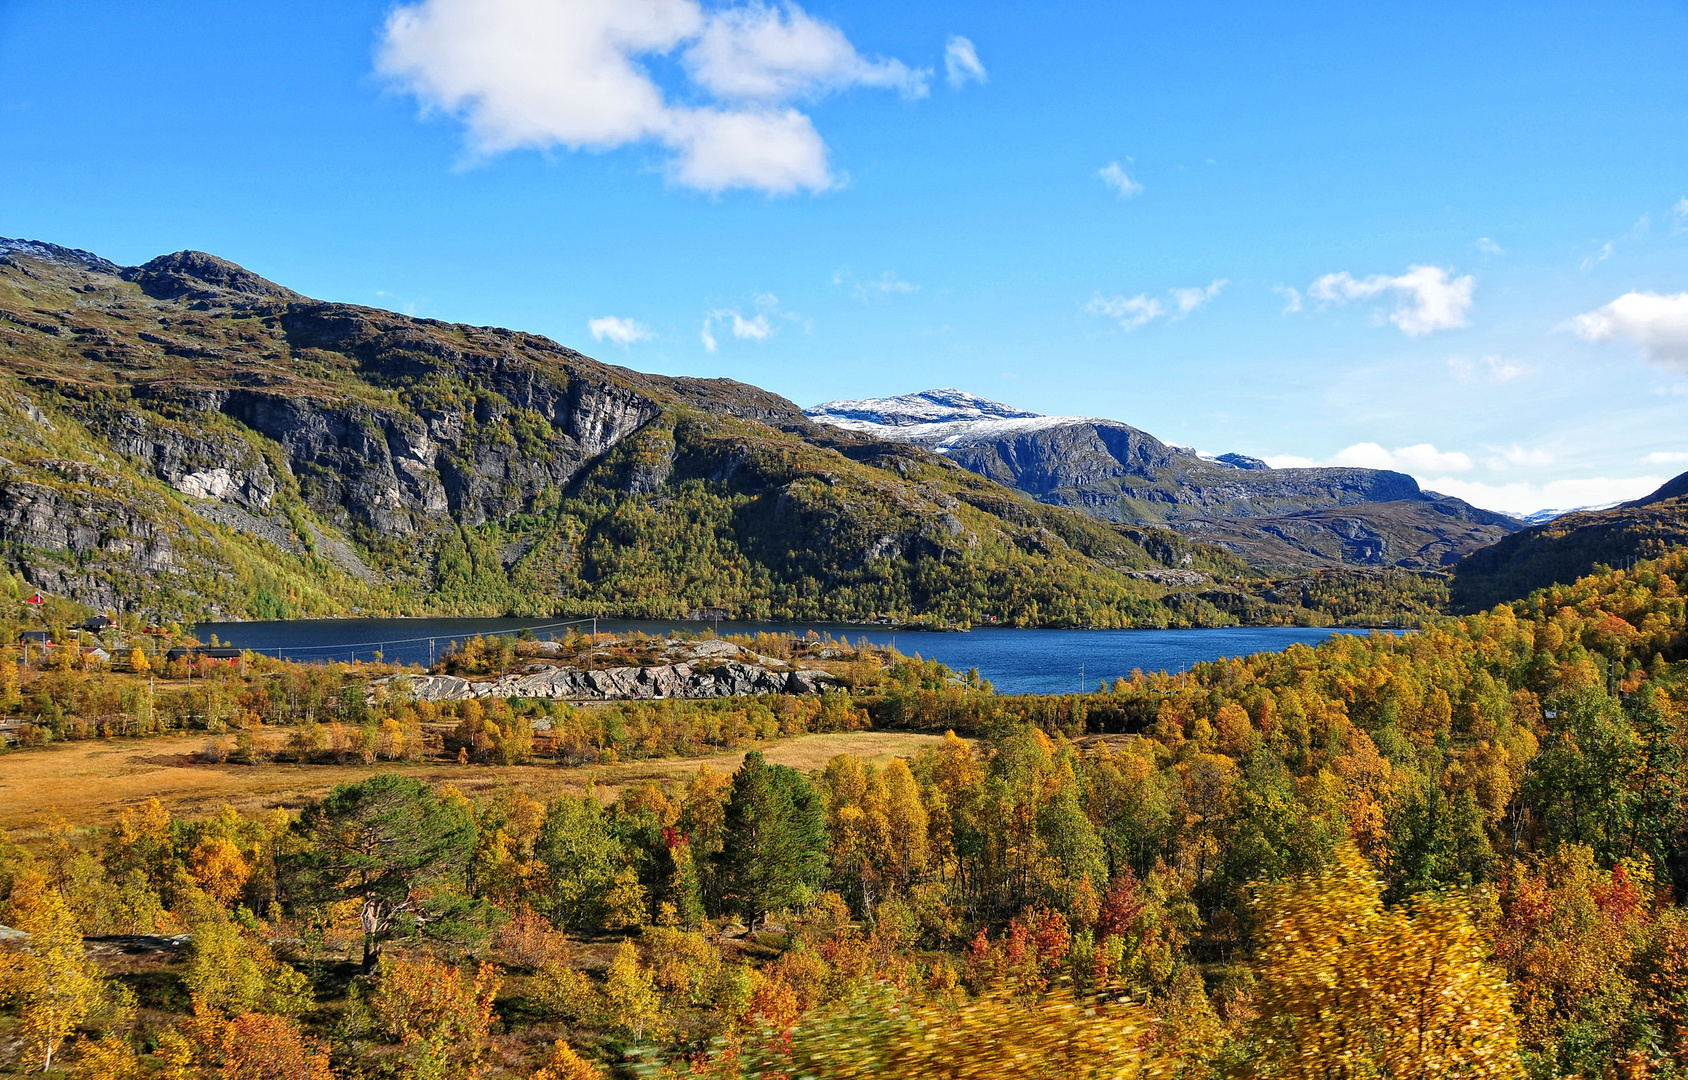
806;388;1042;428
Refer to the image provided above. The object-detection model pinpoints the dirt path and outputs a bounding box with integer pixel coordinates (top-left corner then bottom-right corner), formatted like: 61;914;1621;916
0;729;947;835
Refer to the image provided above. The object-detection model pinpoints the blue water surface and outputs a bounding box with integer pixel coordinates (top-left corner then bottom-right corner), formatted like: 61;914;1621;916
195;617;1383;697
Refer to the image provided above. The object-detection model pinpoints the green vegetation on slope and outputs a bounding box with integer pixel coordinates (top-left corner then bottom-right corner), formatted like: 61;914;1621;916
0;242;1455;629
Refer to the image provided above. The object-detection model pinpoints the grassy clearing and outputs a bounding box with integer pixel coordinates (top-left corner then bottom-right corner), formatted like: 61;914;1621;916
0;729;947;834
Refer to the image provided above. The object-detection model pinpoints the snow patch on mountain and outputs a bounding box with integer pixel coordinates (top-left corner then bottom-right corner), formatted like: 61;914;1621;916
805;388;1273;466
1520;501;1624;525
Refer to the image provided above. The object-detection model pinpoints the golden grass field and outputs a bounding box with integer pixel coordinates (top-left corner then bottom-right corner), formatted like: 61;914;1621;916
0;729;948;837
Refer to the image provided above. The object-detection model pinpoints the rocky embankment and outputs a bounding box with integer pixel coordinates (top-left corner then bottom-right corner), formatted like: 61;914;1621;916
381;639;838;702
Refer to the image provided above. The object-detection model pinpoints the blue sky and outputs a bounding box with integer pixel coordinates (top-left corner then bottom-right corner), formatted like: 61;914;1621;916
4;0;1687;515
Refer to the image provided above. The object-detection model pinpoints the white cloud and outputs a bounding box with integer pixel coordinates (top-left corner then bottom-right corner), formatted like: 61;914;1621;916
1642;451;1688;465
1170;279;1227;317
1265;442;1472;474
1485;444;1555;471
1476;237;1504;255
1327;442;1474;474
701;292;790;349
1087;293;1162;330
1308;265;1474;336
1098;161;1143;199
1580;241;1614;270
685;4;928;101
1673;197;1688;235
1274;286;1303;313
588;315;654;346
943;35;986;88
1570;291;1688;372
833;268;918;301
1448;354;1534;382
1088;280;1227;330
377;0;923;195
664;105;829;192
1422;475;1663;518
1260;453;1318;469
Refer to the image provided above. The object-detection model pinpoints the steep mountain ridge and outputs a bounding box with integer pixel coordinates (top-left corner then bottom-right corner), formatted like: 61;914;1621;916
0;239;1285;627
807;389;1519;571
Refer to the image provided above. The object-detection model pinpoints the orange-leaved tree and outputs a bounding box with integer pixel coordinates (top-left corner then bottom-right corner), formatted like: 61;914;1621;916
371;955;500;1080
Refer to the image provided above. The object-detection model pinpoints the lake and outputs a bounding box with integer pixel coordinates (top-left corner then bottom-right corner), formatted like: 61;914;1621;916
194;617;1384;696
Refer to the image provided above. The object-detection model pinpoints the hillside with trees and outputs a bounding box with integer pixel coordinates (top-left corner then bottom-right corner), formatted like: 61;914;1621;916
1453;471;1688;612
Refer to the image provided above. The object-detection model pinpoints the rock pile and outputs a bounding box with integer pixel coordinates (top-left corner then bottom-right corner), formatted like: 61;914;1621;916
381;638;838;702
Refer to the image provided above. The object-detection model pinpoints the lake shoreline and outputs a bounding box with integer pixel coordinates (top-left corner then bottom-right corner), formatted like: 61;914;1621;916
193;618;1388;697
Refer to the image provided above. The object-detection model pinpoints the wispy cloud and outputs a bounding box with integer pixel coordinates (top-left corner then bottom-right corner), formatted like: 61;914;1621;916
1273;286;1303;314
1308;265;1474;336
1448;354;1534;382
1643;450;1688;464
701;292;797;351
1581;241;1615;270
1475;237;1504;255
1414;476;1663;517
1087;293;1162;330
1170;279;1227;316
1088;279;1226;330
588;315;654;346
832;267;918;301
943;35;986;88
1485;444;1555;470
1098;161;1143;199
1263;442;1472;474
1673;197;1688;236
377;0;929;195
1570;291;1688;373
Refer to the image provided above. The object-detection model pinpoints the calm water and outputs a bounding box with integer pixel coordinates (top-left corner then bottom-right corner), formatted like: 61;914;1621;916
195;617;1382;696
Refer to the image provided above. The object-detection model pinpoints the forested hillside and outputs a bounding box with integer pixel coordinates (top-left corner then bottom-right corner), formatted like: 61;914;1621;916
1453;471;1688;611
4;551;1688;1077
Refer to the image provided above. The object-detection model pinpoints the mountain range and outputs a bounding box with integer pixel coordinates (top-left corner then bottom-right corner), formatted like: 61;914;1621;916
4;238;1673;630
807;389;1522;573
0;238;1346;629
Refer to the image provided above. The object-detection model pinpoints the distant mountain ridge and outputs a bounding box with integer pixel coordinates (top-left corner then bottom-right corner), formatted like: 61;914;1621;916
807;389;1520;573
1451;471;1688;611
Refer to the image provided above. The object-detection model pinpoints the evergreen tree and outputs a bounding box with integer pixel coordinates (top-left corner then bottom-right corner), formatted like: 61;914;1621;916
283;774;487;973
716;751;827;927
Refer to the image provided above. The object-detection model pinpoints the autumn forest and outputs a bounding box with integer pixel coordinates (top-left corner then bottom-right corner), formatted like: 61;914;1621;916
1;550;1687;1079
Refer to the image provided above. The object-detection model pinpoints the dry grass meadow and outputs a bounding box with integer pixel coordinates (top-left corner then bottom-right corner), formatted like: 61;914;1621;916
0;729;948;838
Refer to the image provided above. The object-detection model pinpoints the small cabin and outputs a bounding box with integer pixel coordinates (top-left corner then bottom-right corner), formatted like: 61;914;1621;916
18;631;53;645
80;615;114;632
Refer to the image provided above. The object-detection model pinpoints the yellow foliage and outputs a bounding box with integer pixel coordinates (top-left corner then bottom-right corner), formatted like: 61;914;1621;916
189;835;253;906
604;939;661;1043
1247;847;1520;1079
0;875;107;1071
77;1035;141;1080
531;1039;599;1080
